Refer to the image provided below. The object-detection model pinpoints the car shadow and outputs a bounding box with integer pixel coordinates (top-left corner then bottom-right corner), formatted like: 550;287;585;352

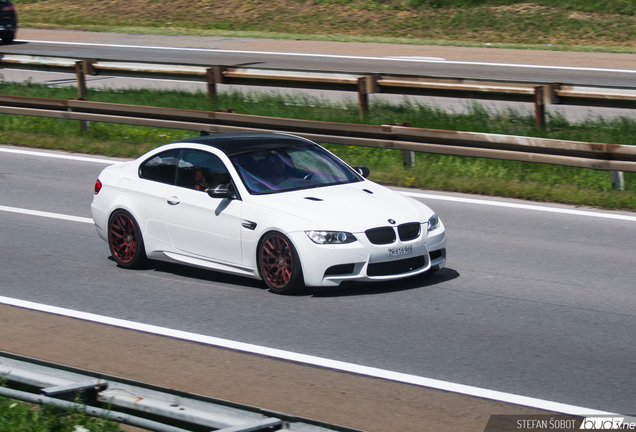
108;256;459;296
310;268;460;297
108;256;266;290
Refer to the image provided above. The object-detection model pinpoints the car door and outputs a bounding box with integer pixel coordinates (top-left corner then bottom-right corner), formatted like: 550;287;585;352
163;149;243;265
135;148;180;244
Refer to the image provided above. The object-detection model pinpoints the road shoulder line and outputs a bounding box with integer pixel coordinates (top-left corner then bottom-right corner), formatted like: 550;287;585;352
0;295;614;417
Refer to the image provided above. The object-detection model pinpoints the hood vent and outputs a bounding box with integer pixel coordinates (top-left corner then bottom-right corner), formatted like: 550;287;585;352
363;189;374;194
304;197;323;201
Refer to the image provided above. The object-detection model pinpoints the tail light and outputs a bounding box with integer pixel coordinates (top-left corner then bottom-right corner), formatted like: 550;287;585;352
94;179;102;195
1;5;15;11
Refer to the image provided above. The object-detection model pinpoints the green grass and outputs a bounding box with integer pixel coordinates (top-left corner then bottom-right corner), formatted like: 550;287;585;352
1;79;635;210
0;395;122;432
313;0;636;15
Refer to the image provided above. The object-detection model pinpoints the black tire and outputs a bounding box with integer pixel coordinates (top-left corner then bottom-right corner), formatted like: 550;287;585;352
108;209;147;269
2;36;14;45
258;231;305;295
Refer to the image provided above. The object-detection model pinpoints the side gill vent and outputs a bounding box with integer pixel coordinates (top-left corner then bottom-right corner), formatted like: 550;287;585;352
304;197;323;201
363;189;374;194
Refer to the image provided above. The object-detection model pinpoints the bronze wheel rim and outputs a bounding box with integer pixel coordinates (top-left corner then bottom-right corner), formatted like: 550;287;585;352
109;213;138;264
260;234;293;290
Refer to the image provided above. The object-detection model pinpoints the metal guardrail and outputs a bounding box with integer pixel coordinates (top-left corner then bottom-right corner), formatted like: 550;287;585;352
0;351;363;432
0;54;634;188
2;53;636;126
0;94;635;176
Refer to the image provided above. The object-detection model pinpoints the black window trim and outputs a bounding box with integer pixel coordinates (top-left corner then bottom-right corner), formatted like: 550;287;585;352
139;147;241;200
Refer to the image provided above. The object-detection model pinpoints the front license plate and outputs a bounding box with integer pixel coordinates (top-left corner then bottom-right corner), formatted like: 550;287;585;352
388;245;413;257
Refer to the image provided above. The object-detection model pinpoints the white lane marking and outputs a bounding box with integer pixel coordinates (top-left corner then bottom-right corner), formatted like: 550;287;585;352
0;295;615;416
0;205;94;224
18;39;636;75
386;56;446;61
0;147;121;164
401;191;636;222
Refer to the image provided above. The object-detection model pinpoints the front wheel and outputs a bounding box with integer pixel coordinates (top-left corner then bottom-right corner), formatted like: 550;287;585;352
258;232;304;295
108;209;147;269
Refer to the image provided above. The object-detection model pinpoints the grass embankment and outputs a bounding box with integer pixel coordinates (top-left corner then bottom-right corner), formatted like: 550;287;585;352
0;395;122;432
13;0;636;52
1;81;635;210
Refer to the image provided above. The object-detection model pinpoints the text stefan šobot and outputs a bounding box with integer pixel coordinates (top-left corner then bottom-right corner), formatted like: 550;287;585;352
517;418;578;429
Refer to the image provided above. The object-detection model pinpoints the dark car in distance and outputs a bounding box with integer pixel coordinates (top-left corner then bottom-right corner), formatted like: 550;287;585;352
0;0;16;44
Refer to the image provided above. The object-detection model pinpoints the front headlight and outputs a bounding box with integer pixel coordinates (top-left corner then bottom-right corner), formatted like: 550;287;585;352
427;214;440;232
305;230;357;244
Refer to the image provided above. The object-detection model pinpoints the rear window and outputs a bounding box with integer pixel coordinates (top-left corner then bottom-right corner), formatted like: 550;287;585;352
139;149;180;184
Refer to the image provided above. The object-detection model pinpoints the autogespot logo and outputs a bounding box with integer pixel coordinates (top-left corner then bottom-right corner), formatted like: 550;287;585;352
580;417;634;430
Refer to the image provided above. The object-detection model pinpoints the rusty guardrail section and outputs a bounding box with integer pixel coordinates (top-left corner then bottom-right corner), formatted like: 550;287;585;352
1;94;635;174
2;54;636;127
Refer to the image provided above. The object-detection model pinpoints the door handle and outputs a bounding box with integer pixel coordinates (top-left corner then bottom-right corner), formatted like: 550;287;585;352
167;196;180;205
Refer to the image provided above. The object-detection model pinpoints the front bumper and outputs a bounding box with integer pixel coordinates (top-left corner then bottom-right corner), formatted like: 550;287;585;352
290;223;446;287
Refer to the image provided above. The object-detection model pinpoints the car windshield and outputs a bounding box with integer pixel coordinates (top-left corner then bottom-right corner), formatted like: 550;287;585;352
231;143;361;194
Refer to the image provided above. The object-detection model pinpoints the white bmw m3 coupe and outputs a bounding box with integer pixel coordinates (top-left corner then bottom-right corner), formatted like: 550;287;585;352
91;132;446;294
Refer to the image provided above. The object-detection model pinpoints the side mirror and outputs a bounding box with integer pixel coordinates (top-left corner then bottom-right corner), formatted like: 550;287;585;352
353;166;370;178
208;183;237;199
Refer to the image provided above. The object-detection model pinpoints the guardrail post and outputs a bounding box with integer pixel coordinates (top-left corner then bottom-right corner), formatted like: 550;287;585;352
83;59;97;76
534;85;558;131
75;61;88;99
534;86;546;130
357;75;379;118
403;150;415;167
383;123;415;167
357;77;369;118
206;67;226;103
544;84;559;105
389;122;415;167
74;61;89;131
612;171;625;191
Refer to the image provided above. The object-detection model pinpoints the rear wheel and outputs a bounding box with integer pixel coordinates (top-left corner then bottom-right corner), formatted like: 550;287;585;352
108;210;147;269
258;232;304;295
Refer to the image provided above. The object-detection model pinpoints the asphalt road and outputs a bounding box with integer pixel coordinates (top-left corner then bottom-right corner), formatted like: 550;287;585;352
2;29;636;121
4;29;636;87
1;146;636;417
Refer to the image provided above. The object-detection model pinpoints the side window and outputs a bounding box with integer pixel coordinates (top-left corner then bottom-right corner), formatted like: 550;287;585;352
176;150;230;192
139;149;180;184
